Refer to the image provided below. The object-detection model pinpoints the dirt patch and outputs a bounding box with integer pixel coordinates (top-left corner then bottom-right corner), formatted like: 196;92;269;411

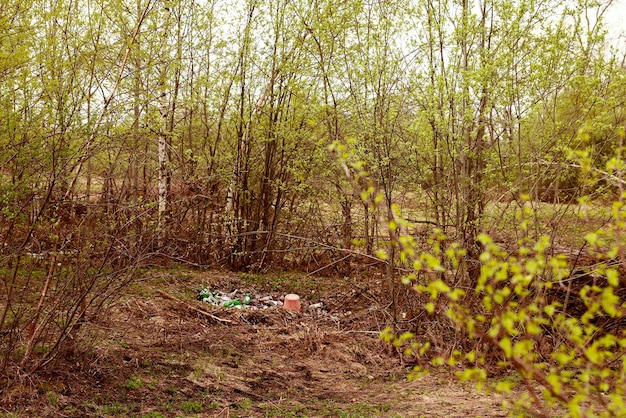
1;270;523;417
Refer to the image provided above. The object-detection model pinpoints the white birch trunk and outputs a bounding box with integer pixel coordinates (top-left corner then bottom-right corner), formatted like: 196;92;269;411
157;4;171;238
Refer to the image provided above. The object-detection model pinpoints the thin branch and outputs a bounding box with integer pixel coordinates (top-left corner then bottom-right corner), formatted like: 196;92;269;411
64;0;154;200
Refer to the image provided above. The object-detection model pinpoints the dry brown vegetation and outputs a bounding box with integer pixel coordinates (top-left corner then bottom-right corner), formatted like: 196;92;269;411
0;269;546;418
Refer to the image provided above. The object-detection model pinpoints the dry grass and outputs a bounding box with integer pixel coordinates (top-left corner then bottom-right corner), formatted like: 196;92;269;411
0;269;531;418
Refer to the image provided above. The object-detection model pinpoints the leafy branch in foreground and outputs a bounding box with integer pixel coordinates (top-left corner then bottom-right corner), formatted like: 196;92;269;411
380;194;626;417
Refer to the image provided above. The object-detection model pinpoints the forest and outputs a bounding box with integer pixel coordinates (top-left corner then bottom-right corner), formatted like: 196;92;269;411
1;0;626;416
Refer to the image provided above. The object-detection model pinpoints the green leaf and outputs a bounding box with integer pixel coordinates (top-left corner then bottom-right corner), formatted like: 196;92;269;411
553;350;574;366
495;380;513;394
546;374;562;395
427;279;450;298
584;232;598;245
525;259;538;275
601;287;620;317
606;268;619;287
585;344;600;364
501;313;517;335
379;327;394;342
432;357;444;366
526;320;542;335
477;233;492;245
499;337;512;357
513;340;533;358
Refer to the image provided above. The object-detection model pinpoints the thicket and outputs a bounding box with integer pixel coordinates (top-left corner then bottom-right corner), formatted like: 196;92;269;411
381;192;626;417
1;0;625;415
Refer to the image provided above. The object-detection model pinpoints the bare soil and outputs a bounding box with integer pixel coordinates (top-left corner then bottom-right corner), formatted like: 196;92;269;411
1;269;523;417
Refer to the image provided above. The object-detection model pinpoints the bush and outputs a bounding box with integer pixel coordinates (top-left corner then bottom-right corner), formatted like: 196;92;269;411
382;195;626;417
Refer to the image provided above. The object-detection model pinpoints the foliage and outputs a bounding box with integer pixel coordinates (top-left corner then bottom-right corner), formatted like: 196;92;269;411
380;192;626;416
1;0;626;403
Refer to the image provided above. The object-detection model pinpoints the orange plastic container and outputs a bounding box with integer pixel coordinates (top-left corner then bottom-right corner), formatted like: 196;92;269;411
283;294;301;312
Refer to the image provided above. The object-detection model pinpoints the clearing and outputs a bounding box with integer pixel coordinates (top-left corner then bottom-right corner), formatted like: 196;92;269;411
2;269;533;417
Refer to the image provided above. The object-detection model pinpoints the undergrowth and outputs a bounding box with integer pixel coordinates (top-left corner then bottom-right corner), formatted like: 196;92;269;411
381;197;625;417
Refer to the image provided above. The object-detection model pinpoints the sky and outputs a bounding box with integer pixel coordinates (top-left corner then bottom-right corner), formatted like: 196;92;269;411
606;0;626;51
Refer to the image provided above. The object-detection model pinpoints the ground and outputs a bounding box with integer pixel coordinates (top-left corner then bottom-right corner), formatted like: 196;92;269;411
1;269;533;417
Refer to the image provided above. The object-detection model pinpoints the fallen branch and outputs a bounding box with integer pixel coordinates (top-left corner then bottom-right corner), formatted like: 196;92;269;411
156;290;232;323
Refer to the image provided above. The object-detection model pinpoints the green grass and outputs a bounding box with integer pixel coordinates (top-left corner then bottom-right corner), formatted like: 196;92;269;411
124;375;144;390
234;398;253;410
100;401;131;415
319;402;395;417
260;400;396;418
180;400;203;413
141;412;166;418
205;400;222;410
492;373;522;389
46;391;59;406
260;402;310;417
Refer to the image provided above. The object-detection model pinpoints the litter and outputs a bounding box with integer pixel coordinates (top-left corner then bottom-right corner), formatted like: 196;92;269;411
197;289;327;313
197;289;284;309
283;294;301;312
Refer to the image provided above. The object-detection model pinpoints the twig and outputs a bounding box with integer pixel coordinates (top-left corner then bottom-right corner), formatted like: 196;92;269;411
227;230;387;265
20;253;57;371
304;253;353;277
65;0;154;199
156;290;232;323
215;406;230;417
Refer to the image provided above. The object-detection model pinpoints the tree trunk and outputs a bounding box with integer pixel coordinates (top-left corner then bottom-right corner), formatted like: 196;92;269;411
157;3;172;244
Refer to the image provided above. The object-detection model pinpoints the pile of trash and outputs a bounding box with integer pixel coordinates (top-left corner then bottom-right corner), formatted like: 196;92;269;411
197;289;282;310
197;288;325;313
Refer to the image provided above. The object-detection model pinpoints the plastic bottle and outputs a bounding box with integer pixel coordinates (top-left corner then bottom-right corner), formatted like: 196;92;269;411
198;289;211;301
223;299;242;308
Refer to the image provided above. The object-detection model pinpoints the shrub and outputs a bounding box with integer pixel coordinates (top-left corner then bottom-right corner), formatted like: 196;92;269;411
381;195;626;417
